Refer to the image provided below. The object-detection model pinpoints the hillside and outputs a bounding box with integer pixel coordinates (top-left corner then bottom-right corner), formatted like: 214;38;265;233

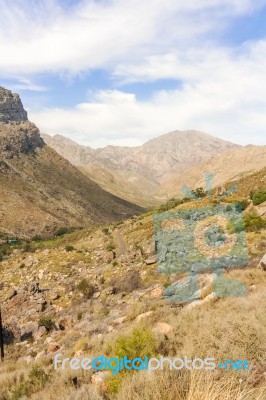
0;170;265;399
42;131;240;207
0;87;143;237
162;145;266;198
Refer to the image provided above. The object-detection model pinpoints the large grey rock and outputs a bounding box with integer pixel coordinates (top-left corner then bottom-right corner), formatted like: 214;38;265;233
0;86;27;123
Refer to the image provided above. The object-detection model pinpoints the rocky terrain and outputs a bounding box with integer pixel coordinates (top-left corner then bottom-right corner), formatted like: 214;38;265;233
0;87;265;399
0;169;265;399
0;87;143;237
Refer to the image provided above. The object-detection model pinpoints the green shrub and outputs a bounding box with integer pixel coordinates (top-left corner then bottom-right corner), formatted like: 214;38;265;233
111;327;157;359
54;227;76;236
10;367;49;400
77;279;95;298
65;245;75;252
244;210;266;231
38;317;54;331
251;190;266;206
227;218;245;234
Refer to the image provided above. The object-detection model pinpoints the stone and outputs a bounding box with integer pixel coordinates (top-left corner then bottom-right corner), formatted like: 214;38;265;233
7;289;17;300
145;256;157;265
112;316;127;325
259;254;266;271
135;311;153;323
35;350;46;361
142;284;164;299
153;322;173;335
48;343;60;353
47;291;60;301
35;326;47;340
91;371;109;390
20;321;39;341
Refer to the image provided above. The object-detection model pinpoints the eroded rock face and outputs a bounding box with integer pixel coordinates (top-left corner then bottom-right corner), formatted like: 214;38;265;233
0;121;44;157
0;87;28;124
0;87;44;156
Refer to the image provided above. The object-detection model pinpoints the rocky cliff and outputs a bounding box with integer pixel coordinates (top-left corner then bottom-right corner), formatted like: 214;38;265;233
0;86;28;123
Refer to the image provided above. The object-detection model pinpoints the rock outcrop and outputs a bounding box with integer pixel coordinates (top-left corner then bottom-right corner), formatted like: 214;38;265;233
0;86;28;124
0;87;44;157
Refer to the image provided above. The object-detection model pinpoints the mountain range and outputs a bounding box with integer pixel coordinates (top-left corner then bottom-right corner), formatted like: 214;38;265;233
43;131;265;207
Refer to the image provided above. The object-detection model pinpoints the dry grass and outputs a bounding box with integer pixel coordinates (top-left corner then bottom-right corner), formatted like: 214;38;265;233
117;370;266;400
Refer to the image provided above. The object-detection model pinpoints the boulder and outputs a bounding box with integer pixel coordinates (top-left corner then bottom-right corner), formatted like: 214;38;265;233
153;322;173;335
259;254;266;271
145;256;157;265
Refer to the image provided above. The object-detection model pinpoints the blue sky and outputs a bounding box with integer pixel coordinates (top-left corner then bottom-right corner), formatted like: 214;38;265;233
1;0;266;147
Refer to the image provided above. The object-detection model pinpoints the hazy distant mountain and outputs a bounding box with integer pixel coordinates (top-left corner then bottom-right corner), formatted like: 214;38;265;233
42;130;240;206
162;144;266;198
0;87;143;237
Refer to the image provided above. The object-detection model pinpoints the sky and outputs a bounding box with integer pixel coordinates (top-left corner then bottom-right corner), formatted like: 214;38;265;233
1;0;266;147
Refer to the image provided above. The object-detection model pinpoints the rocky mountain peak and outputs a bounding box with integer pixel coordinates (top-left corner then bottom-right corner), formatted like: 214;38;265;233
0;87;44;157
0;86;28;124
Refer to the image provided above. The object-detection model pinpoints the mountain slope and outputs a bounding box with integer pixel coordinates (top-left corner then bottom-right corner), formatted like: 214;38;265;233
0;87;143;237
43;131;240;206
162;144;266;197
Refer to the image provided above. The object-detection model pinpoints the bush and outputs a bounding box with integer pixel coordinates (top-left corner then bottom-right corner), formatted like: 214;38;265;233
99;276;105;284
106;242;115;251
54;227;76;236
65;245;75;252
38;317;54;331
23;242;35;253
110;270;142;293
10;367;49;400
236;199;250;211
111;327;157;359
77;279;95;298
106;327;157;393
192;187;207;199
244;210;266;231
251;190;266;206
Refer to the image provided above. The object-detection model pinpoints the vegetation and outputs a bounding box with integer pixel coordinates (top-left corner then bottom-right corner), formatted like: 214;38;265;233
10;367;49;400
65;245;75;252
38;317;54;331
110;270;142;293
244;210;266;231
251;190;266;206
76;279;95;298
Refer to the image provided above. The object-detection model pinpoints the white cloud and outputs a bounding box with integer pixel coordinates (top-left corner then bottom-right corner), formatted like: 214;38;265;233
0;0;266;76
30;39;266;148
7;78;48;92
1;0;266;146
